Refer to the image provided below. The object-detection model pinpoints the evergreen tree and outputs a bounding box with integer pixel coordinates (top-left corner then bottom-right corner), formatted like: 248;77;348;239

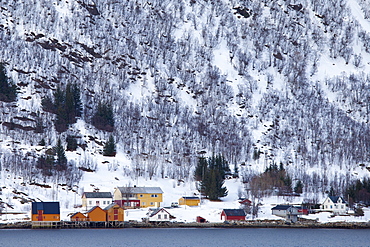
92;102;114;132
66;135;78;151
103;135;116;156
0;63;17;102
294;180;303;194
54;138;67;171
194;157;208;181
197;154;228;200
42;83;82;132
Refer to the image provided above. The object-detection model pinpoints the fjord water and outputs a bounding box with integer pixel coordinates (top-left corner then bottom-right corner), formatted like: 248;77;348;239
0;228;369;247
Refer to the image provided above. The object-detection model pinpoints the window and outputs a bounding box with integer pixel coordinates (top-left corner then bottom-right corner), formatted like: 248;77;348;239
330;205;332;209
151;194;158;197
103;201;106;205
164;214;167;219
142;202;146;205
150;202;154;205
89;201;92;205
140;194;143;197
341;205;344;209
158;215;161;219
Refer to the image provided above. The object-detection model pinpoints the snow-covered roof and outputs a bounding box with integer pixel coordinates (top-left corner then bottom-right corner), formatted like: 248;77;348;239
82;192;112;199
117;187;164;194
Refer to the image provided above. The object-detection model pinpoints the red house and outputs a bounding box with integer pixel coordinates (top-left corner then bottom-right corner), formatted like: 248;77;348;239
221;209;246;221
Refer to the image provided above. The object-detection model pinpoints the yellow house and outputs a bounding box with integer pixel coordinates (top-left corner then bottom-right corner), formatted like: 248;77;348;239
179;197;200;206
114;186;163;208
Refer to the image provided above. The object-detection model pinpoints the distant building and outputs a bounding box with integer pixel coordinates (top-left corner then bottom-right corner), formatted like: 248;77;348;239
114;186;163;208
321;196;348;214
238;198;252;206
70;212;87;222
81;191;112;210
196;216;207;223
221;209;246;221
179;196;200;206
86;206;107;222
31;202;60;222
104;203;124;222
271;205;299;223
145;208;175;223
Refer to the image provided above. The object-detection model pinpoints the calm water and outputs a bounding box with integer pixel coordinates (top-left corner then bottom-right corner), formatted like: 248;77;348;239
0;228;369;247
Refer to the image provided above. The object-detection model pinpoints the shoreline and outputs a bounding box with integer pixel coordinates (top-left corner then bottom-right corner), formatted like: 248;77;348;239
1;220;370;229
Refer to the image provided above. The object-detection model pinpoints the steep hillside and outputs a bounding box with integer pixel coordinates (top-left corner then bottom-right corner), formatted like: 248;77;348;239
0;0;370;209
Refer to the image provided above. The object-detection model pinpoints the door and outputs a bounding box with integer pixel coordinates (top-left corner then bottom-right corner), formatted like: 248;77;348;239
114;209;118;221
37;210;43;221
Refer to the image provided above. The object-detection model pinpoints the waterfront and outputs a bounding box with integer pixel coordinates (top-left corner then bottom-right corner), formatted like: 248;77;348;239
0;228;369;247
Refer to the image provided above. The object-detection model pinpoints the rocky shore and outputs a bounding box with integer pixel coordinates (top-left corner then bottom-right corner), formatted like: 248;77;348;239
1;220;370;229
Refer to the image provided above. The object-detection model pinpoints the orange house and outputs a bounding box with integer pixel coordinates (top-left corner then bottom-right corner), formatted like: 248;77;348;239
104;203;124;222
86;206;106;222
31;202;60;222
70;212;87;222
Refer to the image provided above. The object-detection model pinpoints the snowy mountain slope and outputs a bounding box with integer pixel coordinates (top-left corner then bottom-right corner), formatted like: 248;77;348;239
0;0;370;216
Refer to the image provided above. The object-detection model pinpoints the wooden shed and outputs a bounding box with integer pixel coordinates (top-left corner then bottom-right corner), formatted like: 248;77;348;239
196;216;207;223
31;202;60;222
104;203;124;222
70;212;87;222
179;197;200;206
220;209;246;221
86;206;107;222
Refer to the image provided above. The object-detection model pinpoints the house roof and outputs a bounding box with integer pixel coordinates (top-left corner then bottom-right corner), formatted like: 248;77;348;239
328;196;346;203
271;205;296;211
117;187;163;194
222;209;246;216
239;199;252;204
104;203;120;211
181;196;199;200
86;206;104;214
71;212;86;218
148;208;175;218
82;192;112;198
32;202;60;215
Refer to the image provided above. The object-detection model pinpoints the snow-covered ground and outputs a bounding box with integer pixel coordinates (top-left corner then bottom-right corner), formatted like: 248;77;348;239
2;177;370;224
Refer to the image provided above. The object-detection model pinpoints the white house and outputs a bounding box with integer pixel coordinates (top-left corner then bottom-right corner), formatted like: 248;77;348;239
82;191;113;210
144;208;175;223
321;196;348;214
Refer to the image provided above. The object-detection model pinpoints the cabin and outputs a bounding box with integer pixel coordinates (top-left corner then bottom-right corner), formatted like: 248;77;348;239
220;209;246;221
320;196;348;214
81;190;112;210
239;198;252;206
70;212;87;222
145;208;175;223
104;203;124;222
271;205;299;223
196;216;207;223
179;196;200;206
31;202;60;222
114;186;163;208
86;206;107;222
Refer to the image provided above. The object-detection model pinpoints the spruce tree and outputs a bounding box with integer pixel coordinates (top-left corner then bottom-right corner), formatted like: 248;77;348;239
0;63;17;102
103;135;116;156
55;138;67;171
66;135;78;151
92;102;114;132
198;154;228;200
